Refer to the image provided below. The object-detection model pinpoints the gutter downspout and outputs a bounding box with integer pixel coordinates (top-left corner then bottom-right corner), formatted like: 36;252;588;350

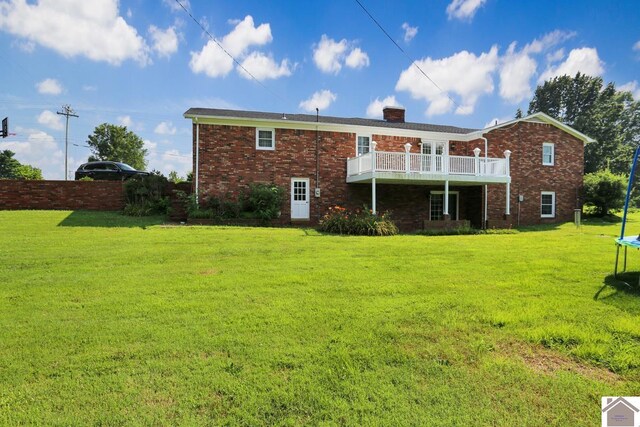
195;117;200;206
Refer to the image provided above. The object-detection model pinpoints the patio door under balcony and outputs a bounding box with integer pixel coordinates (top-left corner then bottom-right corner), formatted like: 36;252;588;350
421;141;447;172
430;191;458;220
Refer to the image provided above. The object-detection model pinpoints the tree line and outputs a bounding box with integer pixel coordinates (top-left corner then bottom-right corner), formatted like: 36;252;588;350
525;73;640;215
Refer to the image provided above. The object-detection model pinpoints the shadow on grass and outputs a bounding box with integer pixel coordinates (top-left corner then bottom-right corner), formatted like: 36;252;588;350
57;211;167;228
594;273;640;315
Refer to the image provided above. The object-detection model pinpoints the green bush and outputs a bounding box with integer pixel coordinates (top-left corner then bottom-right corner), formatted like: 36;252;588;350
123;172;170;216
319;206;398;236
243;183;284;221
583;169;626;216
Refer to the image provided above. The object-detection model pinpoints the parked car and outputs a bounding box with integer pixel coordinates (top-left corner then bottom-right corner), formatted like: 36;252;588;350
75;161;149;181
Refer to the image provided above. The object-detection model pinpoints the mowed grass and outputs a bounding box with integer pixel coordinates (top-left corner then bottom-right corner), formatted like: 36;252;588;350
1;210;639;425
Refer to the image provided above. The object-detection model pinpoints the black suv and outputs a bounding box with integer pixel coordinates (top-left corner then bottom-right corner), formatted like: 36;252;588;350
75;161;149;181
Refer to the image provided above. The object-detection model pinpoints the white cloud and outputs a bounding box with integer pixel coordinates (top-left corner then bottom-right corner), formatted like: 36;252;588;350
546;48;565;63
313;35;348;74
0;127;65;179
345;48;369;69
154;121;177;135
312;35;368;74
619;81;640;100
238;52;292;80
499;42;537;103
446;0;486;21
299;90;337;112
36;78;63;95
0;0;150;66
82;84;97;92
396;46;498;115
12;39;35;53
118;115;133;127
37;110;64;131
149;25;179;58
164;0;189;12
538;47;604;82
523;30;576;55
144;138;191;177
189;15;289;79
498;31;577;104
401;22;418;43
117;115;143;131
634;40;640;51
366;96;402;119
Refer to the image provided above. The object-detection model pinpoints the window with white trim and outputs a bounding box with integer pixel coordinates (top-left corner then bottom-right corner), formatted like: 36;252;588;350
256;128;275;150
356;136;370;156
542;142;554;166
541;191;555;218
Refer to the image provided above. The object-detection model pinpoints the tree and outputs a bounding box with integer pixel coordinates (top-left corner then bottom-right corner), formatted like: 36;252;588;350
87;123;148;170
0;150;21;178
514;108;523;119
583;169;626;216
168;171;184;183
0;150;43;180
527;73;640;175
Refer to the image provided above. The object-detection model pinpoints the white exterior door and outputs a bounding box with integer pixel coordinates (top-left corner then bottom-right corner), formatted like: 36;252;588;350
421;141;448;172
291;178;310;219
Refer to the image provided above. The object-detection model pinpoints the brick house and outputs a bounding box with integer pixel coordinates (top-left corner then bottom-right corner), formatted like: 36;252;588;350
183;107;593;231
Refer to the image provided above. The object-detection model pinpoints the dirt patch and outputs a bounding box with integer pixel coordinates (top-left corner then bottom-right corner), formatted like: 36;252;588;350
497;340;619;383
199;268;219;275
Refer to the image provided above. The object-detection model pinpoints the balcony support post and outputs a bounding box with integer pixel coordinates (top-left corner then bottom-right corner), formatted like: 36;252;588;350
504;150;512;216
372;177;377;215
444;180;449;220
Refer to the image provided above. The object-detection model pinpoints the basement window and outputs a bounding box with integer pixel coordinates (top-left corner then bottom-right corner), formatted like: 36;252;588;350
256;128;275;150
541;191;555;218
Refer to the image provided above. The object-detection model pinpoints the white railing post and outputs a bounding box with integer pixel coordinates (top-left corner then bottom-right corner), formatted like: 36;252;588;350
404;143;411;173
473;147;481;176
371;141;377;173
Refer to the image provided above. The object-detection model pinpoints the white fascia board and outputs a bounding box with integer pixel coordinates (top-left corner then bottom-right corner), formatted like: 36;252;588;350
183;113;477;142
469;111;596;144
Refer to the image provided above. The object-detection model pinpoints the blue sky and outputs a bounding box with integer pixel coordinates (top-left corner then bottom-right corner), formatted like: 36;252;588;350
0;0;638;179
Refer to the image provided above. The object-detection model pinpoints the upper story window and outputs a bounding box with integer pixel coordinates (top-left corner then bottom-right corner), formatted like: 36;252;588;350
542;142;554;166
357;136;370;156
256;128;275;150
541;191;555;218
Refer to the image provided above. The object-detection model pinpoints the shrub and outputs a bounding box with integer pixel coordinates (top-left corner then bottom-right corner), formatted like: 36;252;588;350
243;183;284;221
123;172;170;216
318;206;398;236
583;169;626;216
78;176;94;181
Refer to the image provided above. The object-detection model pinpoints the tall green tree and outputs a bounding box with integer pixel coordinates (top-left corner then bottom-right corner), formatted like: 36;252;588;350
0;150;43;180
527;73;640;174
87;123;148;170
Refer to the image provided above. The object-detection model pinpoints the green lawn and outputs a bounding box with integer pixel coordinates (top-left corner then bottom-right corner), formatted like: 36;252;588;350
1;210;639;425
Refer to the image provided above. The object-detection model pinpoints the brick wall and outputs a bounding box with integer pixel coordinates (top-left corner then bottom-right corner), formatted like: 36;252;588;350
0;180;125;211
484;121;583;225
194;120;584;230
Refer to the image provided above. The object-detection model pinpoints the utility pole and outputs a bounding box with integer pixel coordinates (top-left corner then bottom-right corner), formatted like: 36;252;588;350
57;105;78;180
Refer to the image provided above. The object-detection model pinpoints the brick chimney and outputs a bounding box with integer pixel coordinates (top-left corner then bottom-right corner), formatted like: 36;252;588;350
383;107;405;123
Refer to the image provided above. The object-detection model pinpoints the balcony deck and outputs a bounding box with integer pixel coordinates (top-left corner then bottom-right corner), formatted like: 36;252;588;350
346;151;510;185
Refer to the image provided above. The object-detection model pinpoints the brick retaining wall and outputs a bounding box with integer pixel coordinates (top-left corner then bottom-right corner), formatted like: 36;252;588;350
0;180;125;211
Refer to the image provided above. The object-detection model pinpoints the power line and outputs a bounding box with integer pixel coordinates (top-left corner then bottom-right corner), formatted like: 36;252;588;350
353;0;459;110
72;143;191;159
173;0;289;107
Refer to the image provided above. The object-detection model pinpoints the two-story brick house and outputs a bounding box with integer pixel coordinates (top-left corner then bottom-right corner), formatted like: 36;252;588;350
184;107;593;231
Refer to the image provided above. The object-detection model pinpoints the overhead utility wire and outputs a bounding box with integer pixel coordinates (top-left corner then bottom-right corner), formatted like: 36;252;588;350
72;143;191;159
173;0;289;107
353;0;459;109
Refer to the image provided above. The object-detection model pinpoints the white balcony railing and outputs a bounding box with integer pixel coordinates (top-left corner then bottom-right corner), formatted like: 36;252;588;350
347;150;510;179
